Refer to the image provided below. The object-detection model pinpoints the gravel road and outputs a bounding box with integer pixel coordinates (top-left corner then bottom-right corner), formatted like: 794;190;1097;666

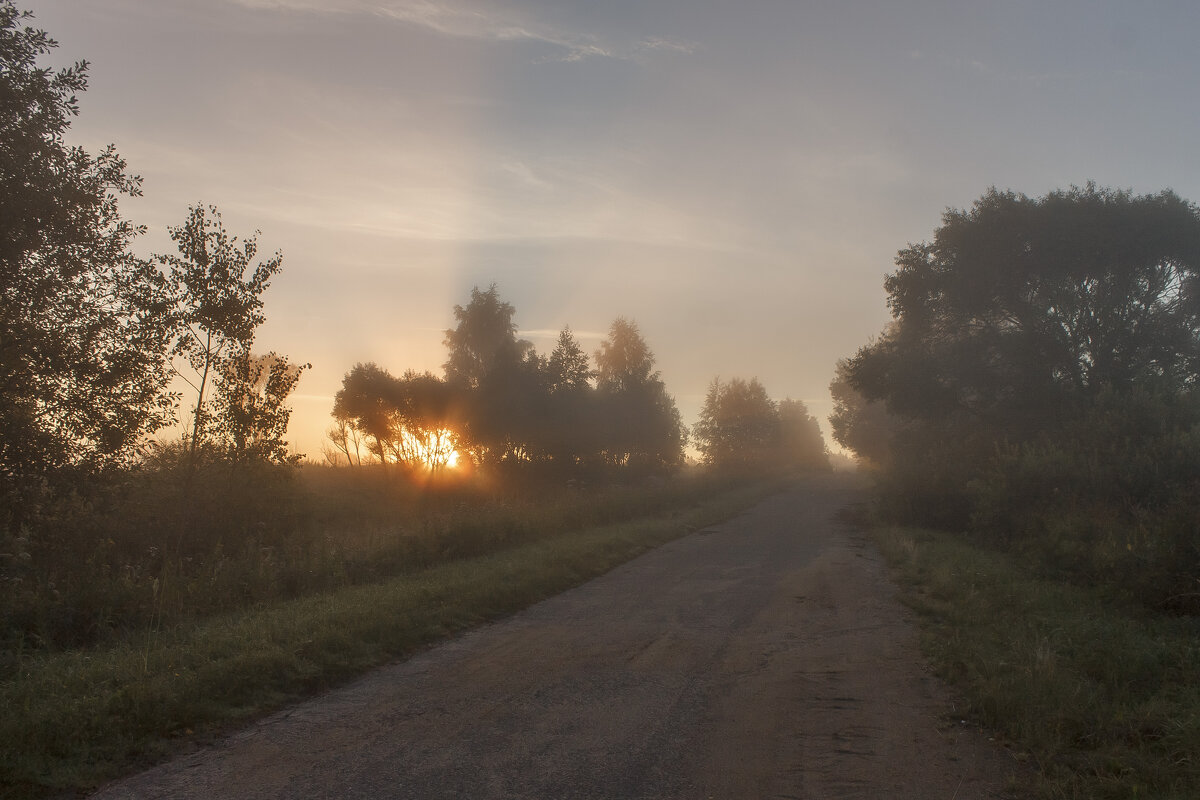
93;473;1018;799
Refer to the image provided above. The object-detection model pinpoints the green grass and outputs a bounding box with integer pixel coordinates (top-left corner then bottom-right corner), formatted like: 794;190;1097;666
873;525;1200;799
0;480;781;799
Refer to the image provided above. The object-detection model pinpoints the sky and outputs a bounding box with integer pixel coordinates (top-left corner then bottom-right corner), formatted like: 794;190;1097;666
19;0;1200;460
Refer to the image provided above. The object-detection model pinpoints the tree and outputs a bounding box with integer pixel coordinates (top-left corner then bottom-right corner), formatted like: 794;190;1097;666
0;2;174;519
209;350;309;465
777;398;830;471
693;379;829;472
332;363;402;466
839;184;1200;527
159;204;282;462
331;364;463;473
849;185;1200;437
594;317;656;394
594;318;686;471
828;356;902;466
693;377;778;470
546;326;594;393
443;284;531;388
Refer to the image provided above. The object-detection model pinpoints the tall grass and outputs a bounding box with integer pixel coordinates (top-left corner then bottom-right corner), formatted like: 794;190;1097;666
874;525;1200;799
0;461;754;654
0;470;784;799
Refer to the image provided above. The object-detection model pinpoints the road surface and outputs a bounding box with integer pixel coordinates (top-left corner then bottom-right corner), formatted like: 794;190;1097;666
93;474;1018;799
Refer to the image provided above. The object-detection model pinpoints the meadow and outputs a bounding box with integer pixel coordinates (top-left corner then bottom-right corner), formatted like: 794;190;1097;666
0;463;786;798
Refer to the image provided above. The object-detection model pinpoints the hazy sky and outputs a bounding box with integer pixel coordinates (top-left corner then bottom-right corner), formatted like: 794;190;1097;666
21;0;1200;458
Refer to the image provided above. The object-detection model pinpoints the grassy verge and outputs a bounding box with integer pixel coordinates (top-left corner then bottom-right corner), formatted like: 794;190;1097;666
1;480;782;799
872;525;1200;799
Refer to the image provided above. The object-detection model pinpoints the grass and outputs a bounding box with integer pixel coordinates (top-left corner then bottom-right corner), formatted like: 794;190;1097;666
872;525;1200;799
0;478;783;799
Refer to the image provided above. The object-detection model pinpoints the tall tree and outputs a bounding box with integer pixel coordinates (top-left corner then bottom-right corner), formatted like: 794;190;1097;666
693;377;779;471
849;185;1200;436
594;318;686;471
0;2;174;518
839;184;1200;527
546;326;594;393
159;204;282;461
443;284;531;388
777;398;829;471
594;317;656;394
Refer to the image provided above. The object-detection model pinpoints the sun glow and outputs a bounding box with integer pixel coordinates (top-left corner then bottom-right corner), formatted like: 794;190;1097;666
393;427;462;472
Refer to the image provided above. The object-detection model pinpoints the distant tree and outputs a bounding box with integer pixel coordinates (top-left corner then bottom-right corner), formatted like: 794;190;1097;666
209;350;309;465
332;363;402;466
443;284;531;388
594;317;656;394
331;364;464;473
594;318;686;471
540;327;599;471
777;398;830;471
392;370;461;472
0;2;175;519
325;418;366;467
693;377;778;470
159;204;282;462
546;326;594;393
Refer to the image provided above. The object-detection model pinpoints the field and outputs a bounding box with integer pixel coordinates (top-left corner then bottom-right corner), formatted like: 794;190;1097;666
0;466;785;799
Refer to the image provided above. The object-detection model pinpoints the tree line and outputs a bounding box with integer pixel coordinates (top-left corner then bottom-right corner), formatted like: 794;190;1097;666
831;183;1200;612
327;286;829;479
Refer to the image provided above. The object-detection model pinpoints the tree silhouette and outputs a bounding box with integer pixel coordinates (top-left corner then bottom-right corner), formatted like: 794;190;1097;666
594;318;686;471
547;326;594;394
0;2;174;518
160;204;282;463
848;185;1200;438
443;284;531;389
210;350;309;465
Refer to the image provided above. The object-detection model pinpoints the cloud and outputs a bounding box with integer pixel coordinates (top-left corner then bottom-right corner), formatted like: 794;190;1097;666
220;0;696;63
638;36;697;55
221;0;610;61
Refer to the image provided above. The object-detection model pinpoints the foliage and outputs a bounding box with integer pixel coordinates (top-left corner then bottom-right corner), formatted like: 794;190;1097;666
852;184;1200;437
210;350;310;465
593;317;687;471
835;184;1200;610
693;378;830;473
546;326;594;394
828;356;901;466
0;2;175;524
159;204;283;461
332;364;463;473
777;398;831;472
339;293;687;477
876;524;1200;800
442;283;531;389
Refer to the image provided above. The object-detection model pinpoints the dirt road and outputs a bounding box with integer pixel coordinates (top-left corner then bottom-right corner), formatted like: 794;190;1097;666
93;474;1018;799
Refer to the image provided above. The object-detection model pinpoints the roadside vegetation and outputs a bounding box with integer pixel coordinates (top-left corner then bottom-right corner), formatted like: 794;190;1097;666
875;525;1200;799
834;185;1200;797
1;475;787;799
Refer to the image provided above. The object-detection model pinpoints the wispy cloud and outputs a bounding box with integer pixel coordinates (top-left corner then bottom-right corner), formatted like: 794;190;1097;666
222;0;694;63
